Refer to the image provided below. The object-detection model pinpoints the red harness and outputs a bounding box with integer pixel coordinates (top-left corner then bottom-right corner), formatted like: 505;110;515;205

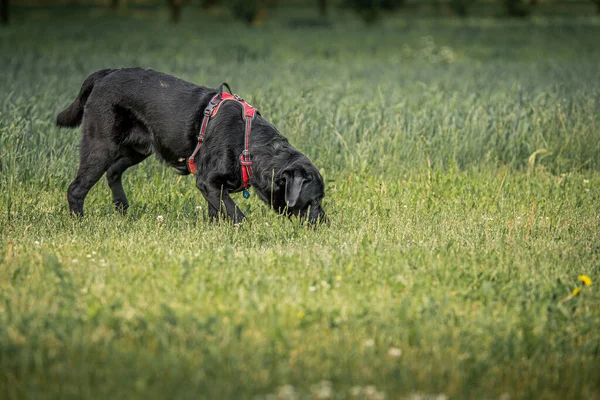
187;83;259;193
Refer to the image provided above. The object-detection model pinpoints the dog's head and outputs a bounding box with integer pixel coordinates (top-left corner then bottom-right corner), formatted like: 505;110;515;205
277;159;327;225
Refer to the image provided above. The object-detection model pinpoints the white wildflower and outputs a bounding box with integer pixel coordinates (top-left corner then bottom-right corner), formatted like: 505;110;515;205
388;347;402;358
277;385;298;400
311;380;333;399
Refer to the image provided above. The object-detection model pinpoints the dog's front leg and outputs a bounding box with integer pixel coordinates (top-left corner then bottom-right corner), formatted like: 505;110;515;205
196;180;245;224
220;193;246;224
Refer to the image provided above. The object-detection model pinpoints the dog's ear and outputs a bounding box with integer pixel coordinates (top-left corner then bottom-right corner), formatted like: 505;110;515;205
284;171;305;208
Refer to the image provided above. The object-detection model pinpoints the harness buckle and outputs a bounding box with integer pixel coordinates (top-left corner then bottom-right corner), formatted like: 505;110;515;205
203;94;221;117
204;105;216;116
234;94;244;102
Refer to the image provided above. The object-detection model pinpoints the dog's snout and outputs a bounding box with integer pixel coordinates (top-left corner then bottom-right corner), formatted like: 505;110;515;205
308;210;329;226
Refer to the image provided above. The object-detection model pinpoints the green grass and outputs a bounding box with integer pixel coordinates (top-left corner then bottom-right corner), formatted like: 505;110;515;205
1;8;600;400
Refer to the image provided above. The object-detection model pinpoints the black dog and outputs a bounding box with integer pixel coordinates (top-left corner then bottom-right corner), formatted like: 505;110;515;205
57;68;326;224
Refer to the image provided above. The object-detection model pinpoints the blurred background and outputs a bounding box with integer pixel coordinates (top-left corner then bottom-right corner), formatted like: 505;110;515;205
1;0;599;26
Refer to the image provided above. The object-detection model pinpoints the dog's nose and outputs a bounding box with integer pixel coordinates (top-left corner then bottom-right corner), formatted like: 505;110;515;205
309;213;329;226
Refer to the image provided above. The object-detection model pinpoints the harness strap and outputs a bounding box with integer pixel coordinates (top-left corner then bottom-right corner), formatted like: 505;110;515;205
239;115;254;189
187;83;258;192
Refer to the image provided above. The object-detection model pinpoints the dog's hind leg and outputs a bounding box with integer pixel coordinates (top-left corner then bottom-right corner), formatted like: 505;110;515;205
106;147;149;213
68;108;118;217
68;135;117;217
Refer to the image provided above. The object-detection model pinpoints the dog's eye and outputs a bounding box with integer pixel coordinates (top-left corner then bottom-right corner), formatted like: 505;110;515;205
305;175;313;182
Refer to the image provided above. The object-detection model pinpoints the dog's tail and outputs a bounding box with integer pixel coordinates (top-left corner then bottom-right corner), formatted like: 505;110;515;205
56;69;116;128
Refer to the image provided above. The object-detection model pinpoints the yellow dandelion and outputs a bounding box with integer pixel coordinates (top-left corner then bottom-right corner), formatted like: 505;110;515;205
572;287;580;296
297;311;305;319
578;275;592;286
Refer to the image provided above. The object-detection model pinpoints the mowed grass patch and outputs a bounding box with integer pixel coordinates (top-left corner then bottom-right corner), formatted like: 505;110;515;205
1;9;600;400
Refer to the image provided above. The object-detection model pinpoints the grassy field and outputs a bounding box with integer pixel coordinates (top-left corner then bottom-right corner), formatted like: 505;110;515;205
1;7;600;400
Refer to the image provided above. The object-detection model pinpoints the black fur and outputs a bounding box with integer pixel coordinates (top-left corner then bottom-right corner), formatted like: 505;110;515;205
57;68;327;224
